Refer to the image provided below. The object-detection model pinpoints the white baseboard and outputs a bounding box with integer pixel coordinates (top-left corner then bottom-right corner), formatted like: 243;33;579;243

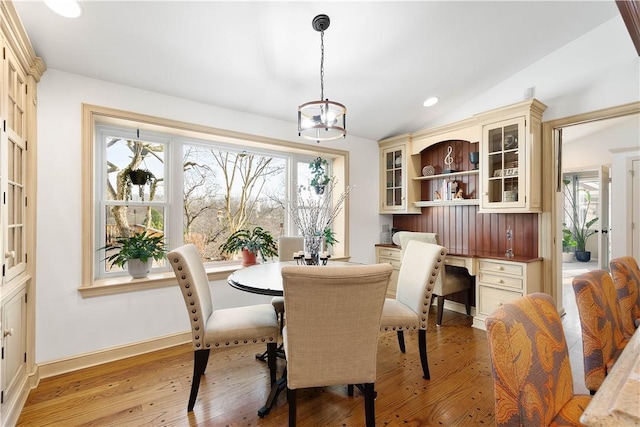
37;331;191;379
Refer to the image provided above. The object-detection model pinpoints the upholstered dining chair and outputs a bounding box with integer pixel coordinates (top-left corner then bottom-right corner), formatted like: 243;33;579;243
380;240;447;379
167;244;279;411
485;293;591;426
281;263;392;427
396;231;472;325
609;256;640;336
572;269;630;394
272;236;304;330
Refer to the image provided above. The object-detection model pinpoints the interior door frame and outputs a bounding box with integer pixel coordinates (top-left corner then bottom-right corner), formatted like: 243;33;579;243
541;102;640;315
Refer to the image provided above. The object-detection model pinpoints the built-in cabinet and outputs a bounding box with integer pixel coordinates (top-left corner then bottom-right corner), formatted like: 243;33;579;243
378;134;420;214
378;99;546;214
0;3;45;425
472;258;542;330
477;99;546;212
375;246;401;297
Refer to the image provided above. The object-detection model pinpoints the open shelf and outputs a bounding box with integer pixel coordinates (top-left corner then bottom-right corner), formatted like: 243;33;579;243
413;169;479;181
414;199;480;207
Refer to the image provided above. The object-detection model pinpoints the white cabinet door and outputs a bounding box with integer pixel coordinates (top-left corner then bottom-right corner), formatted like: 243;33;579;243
2;289;26;405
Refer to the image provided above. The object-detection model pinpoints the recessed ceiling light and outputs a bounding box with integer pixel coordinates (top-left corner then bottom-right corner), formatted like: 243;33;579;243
423;97;439;107
44;0;83;18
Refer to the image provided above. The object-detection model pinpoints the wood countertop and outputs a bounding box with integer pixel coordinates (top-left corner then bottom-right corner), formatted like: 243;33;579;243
375;243;542;264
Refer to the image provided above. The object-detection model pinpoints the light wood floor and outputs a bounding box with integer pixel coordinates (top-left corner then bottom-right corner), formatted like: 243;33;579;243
17;293;588;427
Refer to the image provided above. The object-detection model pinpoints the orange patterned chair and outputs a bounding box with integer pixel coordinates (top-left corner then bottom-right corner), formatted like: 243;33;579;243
486;293;591;426
572;270;629;394
609;256;640;337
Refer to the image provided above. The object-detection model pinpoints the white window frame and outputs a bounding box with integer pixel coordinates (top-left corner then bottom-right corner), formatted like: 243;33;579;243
80;104;349;297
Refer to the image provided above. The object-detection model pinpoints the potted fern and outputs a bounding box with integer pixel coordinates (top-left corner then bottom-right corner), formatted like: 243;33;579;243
100;230;167;278
219;226;278;267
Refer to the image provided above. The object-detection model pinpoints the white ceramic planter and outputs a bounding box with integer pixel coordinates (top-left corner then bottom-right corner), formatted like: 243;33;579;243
127;258;153;279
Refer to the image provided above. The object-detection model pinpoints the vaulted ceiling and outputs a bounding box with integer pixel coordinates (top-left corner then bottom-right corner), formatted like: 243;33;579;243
15;1;621;141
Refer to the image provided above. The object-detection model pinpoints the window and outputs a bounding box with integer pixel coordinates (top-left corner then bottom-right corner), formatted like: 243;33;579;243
82;104;349;293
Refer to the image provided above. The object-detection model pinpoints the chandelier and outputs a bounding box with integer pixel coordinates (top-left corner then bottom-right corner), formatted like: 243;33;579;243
298;14;347;143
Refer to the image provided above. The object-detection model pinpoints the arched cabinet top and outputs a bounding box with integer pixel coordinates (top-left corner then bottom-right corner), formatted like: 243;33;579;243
411;117;480;155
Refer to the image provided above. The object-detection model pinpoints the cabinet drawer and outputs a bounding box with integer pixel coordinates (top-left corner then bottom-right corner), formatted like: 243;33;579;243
376;248;401;260
379;257;401;269
478;285;522;317
478;272;523;290
479;260;523;277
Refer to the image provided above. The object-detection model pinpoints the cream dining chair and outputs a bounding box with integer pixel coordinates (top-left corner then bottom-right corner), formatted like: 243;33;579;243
396;231;472;325
272;236;304;330
380;240;447;379
281;263;392;427
167;244;279;411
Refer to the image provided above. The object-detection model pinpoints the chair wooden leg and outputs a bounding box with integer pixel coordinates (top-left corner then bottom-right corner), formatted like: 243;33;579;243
188;349;210;411
419;329;430;380
364;383;376;427
348;384;354;396
436;295;445;325
287;388;297;427
396;330;406;353
267;342;277;385
465;288;471;316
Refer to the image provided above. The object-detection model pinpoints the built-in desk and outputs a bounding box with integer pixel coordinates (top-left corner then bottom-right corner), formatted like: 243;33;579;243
375;244;542;330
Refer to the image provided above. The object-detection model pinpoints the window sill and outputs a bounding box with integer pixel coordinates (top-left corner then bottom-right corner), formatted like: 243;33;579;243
79;256;351;298
78;264;242;298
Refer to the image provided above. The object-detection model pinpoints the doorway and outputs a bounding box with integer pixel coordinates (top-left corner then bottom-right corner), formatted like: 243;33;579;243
543;103;640;316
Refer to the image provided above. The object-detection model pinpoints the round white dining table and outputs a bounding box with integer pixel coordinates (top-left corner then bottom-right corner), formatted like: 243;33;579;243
227;260;357;296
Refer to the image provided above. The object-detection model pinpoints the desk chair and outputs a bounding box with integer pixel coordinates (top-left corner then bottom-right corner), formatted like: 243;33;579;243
572;270;630;394
609;256;640;336
167;244;279;411
281;263;392;427
486;293;591;426
396;231;472;325
380;240;447;379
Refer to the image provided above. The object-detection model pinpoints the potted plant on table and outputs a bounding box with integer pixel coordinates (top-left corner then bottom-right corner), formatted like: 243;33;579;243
100;230;167;278
219;226;278;267
309;157;330;194
563;178;598;262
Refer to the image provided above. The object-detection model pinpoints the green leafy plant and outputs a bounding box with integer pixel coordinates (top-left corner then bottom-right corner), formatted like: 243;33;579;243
100;231;166;268
219;226;278;262
323;227;338;248
562;228;577;253
309;157;330;190
563;178;598;252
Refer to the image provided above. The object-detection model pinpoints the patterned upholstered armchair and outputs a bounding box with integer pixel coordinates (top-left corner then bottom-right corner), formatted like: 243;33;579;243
485;293;591;426
609;256;640;337
572;270;630;394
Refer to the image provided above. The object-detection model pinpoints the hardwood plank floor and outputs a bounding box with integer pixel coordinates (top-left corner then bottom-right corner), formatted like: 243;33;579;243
18;291;588;426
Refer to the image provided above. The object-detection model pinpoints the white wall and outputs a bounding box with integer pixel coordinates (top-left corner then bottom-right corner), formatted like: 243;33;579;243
428;16;639;129
35;70;381;363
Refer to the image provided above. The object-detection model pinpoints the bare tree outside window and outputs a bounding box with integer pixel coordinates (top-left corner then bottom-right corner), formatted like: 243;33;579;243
182;146;286;261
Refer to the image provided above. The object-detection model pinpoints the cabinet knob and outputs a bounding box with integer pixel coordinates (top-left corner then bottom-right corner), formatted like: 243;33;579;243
497;302;503;307
4;250;15;259
497;266;504;271
4;328;13;337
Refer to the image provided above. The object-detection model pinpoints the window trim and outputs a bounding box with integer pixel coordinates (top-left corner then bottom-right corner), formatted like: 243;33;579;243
81;104;350;297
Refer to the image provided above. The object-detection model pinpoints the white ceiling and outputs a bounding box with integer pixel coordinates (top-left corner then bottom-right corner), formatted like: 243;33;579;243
14;1;621;141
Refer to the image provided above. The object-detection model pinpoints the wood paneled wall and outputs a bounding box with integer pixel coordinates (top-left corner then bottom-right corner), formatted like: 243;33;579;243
393;140;539;258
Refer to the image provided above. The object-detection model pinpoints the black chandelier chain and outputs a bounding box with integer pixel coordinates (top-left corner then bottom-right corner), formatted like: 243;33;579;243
319;29;325;101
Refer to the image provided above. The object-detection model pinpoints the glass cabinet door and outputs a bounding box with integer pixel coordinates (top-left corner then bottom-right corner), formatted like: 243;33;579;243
384;147;403;208
484;117;525;207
